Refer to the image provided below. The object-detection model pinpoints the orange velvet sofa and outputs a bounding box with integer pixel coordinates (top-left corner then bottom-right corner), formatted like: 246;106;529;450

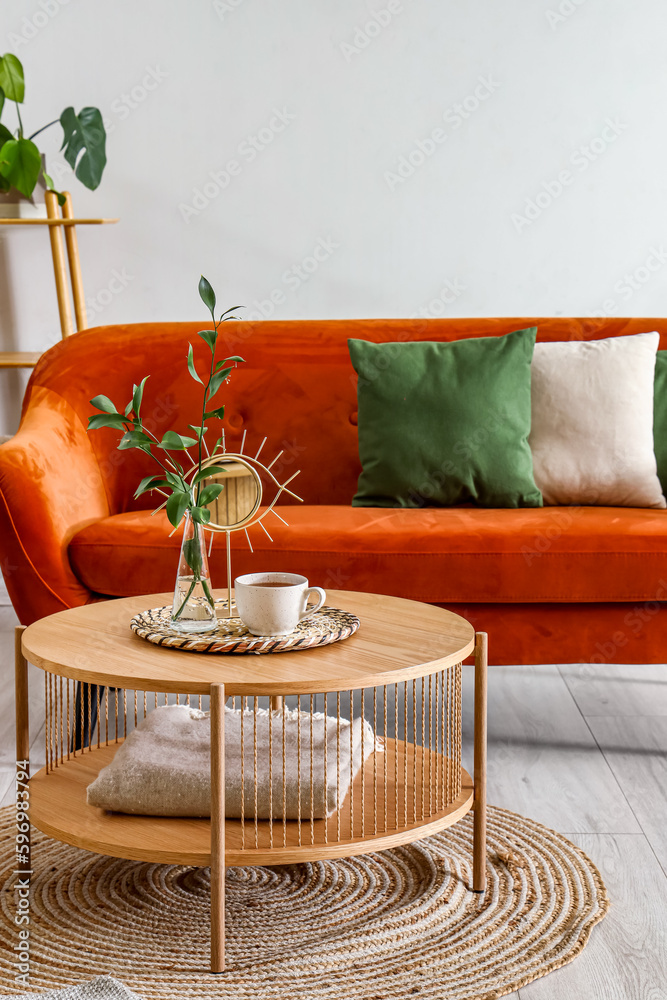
2;316;667;665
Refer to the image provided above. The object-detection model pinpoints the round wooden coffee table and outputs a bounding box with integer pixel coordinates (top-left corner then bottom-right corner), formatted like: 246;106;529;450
15;590;487;974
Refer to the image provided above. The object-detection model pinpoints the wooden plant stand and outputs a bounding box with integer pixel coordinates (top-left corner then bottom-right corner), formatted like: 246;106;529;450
15;589;487;974
0;191;118;369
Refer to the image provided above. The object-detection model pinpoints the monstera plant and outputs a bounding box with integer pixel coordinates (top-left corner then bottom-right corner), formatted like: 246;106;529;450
0;52;106;204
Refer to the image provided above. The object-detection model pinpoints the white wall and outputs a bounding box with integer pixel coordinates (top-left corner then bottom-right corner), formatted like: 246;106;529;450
1;0;666;434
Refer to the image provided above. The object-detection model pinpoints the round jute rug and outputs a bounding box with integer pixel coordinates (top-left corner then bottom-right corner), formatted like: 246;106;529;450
0;805;608;1000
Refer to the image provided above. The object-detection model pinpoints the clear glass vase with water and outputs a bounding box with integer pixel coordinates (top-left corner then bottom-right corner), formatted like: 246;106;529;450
171;512;217;633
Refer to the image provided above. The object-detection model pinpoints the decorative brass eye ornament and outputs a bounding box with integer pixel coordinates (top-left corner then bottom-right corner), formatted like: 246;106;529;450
181;433;303;617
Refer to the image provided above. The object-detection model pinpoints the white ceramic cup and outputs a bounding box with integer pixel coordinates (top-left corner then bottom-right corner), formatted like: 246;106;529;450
234;572;326;636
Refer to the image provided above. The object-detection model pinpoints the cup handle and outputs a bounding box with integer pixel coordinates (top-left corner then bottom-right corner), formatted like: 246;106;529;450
300;587;326;621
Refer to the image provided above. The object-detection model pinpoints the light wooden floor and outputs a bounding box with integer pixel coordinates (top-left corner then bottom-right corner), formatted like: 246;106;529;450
0;604;665;997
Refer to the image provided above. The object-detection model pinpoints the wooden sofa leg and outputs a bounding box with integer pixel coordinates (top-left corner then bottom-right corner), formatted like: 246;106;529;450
210;683;226;973
472;632;487;893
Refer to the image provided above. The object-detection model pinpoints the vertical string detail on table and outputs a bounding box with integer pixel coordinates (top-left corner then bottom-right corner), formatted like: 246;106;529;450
412;679;417;823
360;687;365;839
428;673;433;817
97;687;102;749
282;697;287;848
394;684;398;830
456;662;462;799
49;672;54;770
268;695;273;850
373;687;377;836
79;677;85;758
383;685;387;834
447;668;454;803
54;673;60;767
349;689;354;840
253;697;258;850
44;673;49;772
310;693;314;845
297;694;302;847
66;678;71;762
323;695;328;844
421;675;426;820
438;670;444;810
59;676;64;765
336;691;341;844
403;681;408;828
240;696;245;850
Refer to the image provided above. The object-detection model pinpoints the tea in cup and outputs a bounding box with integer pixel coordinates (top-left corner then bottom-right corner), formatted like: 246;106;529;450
234;572;326;636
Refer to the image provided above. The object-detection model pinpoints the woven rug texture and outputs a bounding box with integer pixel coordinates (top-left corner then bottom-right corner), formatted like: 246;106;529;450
0;976;143;999
0;805;609;1000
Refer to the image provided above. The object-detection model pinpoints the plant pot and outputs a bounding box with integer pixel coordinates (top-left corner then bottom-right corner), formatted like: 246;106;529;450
0;157;48;218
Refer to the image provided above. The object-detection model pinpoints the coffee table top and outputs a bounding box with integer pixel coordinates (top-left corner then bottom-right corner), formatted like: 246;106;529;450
22;590;475;695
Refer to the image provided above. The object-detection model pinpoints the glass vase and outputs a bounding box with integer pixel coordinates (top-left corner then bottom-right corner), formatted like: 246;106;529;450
171;512;217;633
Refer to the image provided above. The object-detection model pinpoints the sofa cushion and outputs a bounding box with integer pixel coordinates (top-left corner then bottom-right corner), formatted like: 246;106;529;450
349;329;543;509
529;332;665;508
69;505;667;605
654;350;667;494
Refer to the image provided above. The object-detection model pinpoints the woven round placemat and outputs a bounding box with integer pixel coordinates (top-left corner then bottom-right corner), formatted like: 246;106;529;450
0;805;608;999
130;606;360;655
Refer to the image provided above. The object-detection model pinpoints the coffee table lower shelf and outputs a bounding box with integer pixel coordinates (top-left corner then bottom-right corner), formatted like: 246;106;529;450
28;741;475;867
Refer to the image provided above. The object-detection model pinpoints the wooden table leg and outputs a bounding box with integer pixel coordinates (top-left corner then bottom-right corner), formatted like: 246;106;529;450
210;683;226;973
15;626;30;873
472;632;487;892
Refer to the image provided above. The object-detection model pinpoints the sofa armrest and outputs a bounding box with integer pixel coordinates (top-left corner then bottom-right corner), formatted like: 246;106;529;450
0;385;111;624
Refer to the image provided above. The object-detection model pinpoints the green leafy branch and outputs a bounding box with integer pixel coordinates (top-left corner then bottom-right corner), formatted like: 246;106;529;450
86;277;244;616
0;52;106;202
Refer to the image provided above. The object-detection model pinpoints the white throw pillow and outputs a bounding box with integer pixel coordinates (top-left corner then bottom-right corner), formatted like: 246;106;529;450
86;704;376;819
529;332;666;508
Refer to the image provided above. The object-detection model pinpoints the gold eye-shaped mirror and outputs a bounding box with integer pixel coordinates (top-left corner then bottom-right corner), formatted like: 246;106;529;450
182;443;302;620
200;457;262;531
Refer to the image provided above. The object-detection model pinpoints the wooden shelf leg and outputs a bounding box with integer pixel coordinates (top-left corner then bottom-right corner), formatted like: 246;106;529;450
210;682;226;973
62;192;88;332
472;631;487;893
15;625;30;873
45;191;74;338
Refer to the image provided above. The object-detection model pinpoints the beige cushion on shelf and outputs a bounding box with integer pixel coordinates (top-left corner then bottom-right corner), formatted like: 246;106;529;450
86;704;376;819
529;331;666;508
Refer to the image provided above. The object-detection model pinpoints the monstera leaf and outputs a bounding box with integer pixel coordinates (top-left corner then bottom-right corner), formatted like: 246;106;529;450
60;106;106;190
0;123;12;191
0;54;24;103
0;137;41;197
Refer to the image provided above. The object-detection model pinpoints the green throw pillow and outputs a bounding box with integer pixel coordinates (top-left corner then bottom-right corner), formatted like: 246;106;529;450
349;329;543;508
654;351;667;492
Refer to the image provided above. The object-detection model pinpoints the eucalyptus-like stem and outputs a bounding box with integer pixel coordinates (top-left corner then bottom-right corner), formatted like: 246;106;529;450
172;516;215;620
140;425;187;481
197;309;220;504
172;579;197;621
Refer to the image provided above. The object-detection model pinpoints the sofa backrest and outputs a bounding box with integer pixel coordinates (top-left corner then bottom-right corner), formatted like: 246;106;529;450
24;317;667;510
